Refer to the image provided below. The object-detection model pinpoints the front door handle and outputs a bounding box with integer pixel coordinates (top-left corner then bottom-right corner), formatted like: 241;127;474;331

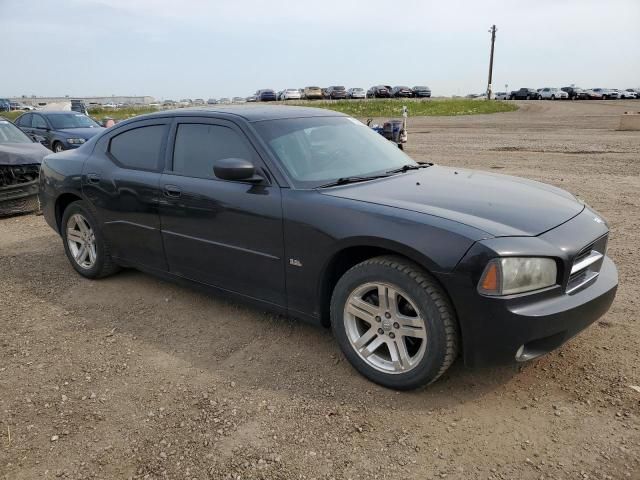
163;185;182;198
87;173;101;184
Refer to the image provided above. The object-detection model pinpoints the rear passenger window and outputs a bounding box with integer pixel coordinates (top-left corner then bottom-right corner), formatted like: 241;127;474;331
172;124;254;179
109;125;166;171
17;114;32;127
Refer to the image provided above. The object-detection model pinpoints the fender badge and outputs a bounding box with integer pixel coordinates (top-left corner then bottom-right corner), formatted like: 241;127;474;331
289;258;303;267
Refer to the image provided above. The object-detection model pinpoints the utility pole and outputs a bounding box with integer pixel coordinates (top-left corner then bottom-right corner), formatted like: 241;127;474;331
486;25;497;100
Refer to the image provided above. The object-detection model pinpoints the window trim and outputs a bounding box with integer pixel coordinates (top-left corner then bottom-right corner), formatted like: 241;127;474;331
164;117;272;185
106;122;170;173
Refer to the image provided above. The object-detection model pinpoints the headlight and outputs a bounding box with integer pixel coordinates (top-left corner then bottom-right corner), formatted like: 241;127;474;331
478;257;557;296
66;138;86;145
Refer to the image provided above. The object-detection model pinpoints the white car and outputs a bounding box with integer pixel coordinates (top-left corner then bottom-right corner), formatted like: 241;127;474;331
347;88;366;99
538;88;569;100
494;92;508;100
280;89;302;100
618;89;637;99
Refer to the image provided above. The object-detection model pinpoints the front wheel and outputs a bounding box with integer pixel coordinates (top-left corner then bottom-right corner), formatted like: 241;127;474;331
61;200;119;279
53;142;65;153
331;256;460;390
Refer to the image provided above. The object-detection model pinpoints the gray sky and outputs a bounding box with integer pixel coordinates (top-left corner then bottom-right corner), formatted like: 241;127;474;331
2;0;639;99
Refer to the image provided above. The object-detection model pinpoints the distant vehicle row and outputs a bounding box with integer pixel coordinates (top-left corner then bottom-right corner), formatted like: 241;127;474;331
246;86;432;102
497;87;639;100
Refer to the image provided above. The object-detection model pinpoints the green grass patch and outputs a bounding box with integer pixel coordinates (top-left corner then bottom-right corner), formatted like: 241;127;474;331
288;99;518;117
0;111;23;121
87;106;159;121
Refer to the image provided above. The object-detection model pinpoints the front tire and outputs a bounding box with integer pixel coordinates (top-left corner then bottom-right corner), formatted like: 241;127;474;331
330;256;459;390
53;142;65;153
61;200;119;279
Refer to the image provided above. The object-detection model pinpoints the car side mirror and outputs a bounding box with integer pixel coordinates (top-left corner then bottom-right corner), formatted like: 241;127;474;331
213;158;263;182
33;135;48;146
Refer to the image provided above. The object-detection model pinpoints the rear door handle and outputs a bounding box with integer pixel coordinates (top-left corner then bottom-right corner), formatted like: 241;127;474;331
87;173;101;184
163;185;182;198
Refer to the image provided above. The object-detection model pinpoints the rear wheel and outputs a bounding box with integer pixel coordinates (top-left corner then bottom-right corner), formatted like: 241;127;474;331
331;256;459;390
61;201;119;279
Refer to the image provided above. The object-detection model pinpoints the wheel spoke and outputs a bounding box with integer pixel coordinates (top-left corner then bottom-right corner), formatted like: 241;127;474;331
360;336;385;358
67;229;83;244
396;313;423;329
353;327;378;349
389;338;411;371
75;244;87;262
75;215;89;234
88;244;96;264
348;297;380;321
397;326;426;340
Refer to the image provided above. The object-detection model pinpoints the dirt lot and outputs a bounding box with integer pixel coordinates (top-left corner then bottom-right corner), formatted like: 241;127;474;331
1;101;639;480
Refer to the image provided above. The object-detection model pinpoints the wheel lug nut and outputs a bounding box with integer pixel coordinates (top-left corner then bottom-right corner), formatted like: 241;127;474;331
375;316;381;322
393;322;399;329
384;312;391;319
377;328;384;335
389;332;395;339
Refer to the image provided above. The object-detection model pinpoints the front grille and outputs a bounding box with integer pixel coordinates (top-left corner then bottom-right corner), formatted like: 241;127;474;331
566;235;608;294
0;164;40;188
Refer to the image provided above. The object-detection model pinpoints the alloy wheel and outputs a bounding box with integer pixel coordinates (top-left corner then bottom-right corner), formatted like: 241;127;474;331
66;213;97;269
343;282;427;374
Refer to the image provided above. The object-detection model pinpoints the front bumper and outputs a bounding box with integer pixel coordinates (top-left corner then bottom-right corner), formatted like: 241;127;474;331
441;210;618;366
0;178;39;216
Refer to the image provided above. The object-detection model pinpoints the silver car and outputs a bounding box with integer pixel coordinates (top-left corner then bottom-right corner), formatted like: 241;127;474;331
347;88;366;99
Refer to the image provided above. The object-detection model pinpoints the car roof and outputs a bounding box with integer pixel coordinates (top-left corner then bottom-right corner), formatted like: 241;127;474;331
31;111;85;116
126;105;347;123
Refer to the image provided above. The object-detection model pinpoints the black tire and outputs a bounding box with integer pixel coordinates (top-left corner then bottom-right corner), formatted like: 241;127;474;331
330;255;460;390
60;200;119;279
52;141;65;153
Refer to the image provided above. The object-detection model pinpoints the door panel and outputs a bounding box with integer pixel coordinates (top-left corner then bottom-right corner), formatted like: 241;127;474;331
158;118;286;306
82;120;169;271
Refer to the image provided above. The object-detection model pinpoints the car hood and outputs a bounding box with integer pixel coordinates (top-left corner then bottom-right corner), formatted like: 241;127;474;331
57;127;104;138
0;142;50;165
321;166;584;237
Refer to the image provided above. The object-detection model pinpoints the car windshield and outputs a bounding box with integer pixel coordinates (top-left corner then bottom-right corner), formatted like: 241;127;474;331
254;116;415;188
0;119;33;143
48;113;100;129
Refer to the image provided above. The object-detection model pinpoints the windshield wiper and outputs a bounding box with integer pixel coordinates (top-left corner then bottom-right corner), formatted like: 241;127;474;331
317;174;391;188
386;163;433;174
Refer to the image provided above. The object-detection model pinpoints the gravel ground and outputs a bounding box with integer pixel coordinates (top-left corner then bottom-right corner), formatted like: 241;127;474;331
1;100;639;480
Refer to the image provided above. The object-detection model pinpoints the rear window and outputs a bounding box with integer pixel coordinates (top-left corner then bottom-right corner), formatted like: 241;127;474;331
109;125;166;171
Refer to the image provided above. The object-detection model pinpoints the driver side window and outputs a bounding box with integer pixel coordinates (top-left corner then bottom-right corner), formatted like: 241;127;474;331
32;115;47;129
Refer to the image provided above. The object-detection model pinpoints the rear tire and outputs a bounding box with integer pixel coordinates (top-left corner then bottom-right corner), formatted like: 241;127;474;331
330;256;459;390
61;200;119;279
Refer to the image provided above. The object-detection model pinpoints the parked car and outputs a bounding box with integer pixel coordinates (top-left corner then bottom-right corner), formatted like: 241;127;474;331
280;89;302;101
560;87;584;100
14;111;104;153
0;117;50;216
591;88;615;100
412;86;431;98
39;105;618;390
509;88;538;100
347;88;366;99
218;98;231;104
391;86;413;98
71;99;88;114
621;89;638;99
367;86;391;98
206;98;218;105
232;97;247;103
538;88;569;100
255;89;277;102
324;86;348;100
162;100;177;106
193;99;205;105
303;86;323;100
246;95;257;102
494;92;508;100
0;98;12;111
581;89;603;100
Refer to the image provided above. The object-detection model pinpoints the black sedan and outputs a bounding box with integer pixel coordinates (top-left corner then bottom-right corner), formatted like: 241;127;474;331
14;111;104;153
324;86;348;100
38;106;618;390
509;88;539;100
391;86;413;98
366;86;391;98
255;89;277;102
412;86;431;98
0;117;50;216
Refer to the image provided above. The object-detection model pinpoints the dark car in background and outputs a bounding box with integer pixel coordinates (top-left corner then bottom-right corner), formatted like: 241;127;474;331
592;88;615;100
412;86;431;98
560;87;585;100
367;85;391;98
256;89;277;102
391;86;413;98
0;99;10;112
14;111;104;153
0;117;50;216
39;105;617;390
71;99;88;114
509;88;538;100
324;86;348;100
